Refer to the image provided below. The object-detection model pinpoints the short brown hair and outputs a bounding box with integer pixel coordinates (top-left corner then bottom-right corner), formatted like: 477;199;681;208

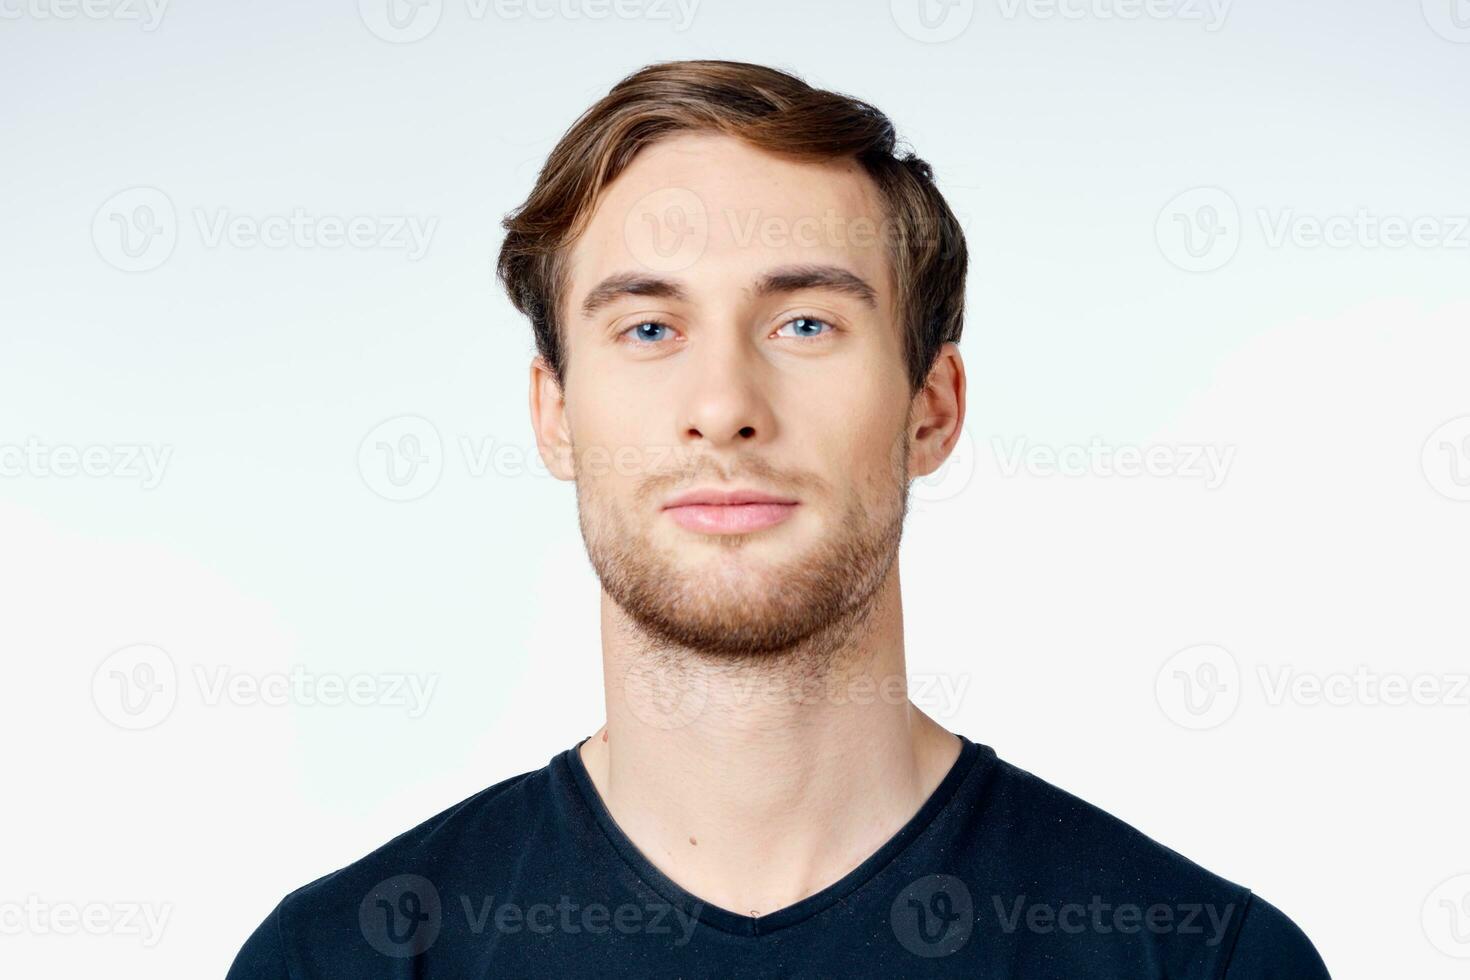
495;59;967;395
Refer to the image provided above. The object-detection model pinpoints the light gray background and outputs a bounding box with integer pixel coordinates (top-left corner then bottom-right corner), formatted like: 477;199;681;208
2;0;1468;976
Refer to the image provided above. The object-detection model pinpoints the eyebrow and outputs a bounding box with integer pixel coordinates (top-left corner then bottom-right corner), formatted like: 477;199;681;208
578;264;879;319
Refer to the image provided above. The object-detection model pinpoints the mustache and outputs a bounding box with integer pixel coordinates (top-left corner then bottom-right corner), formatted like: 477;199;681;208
565;440;821;496
643;455;822;499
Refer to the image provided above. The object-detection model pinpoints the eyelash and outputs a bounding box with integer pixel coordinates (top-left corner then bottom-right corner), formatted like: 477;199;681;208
618;316;836;346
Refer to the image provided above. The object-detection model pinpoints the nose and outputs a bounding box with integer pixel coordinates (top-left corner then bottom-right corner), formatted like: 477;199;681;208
677;334;776;451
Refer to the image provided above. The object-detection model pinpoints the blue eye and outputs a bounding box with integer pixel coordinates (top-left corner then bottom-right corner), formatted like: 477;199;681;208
620;317;832;345
623;321;673;344
776;316;833;339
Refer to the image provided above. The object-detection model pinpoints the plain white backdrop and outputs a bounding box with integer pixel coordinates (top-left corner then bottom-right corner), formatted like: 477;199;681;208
2;0;1467;976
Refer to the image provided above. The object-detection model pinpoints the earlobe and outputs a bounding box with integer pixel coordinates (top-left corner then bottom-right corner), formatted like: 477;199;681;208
529;356;575;482
907;342;966;479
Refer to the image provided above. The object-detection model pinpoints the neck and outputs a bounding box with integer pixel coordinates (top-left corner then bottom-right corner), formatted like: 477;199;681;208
578;566;961;918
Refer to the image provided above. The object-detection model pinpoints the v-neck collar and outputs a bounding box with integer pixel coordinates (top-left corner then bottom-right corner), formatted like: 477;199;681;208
558;732;986;938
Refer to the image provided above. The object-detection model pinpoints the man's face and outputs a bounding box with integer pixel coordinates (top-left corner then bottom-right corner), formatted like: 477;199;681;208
542;132;917;658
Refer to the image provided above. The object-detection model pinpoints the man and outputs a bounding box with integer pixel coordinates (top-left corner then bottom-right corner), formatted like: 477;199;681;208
227;60;1330;978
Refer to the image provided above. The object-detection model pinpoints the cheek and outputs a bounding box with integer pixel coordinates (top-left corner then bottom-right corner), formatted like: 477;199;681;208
797;399;906;493
568;376;660;446
565;387;674;494
799;352;908;443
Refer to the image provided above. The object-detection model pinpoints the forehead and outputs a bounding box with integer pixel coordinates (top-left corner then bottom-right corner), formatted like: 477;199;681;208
564;132;892;310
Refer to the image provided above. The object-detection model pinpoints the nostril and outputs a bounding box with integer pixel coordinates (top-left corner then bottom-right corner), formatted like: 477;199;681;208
738;426;756;438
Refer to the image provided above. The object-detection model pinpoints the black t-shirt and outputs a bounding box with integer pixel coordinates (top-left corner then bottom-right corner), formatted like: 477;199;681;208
227;735;1330;978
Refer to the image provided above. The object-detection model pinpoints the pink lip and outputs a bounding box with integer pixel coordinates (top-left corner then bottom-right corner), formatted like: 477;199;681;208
664;502;798;534
662;487;799;535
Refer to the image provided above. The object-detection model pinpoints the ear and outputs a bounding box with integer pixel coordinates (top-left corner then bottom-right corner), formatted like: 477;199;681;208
529;355;575;481
907;342;966;479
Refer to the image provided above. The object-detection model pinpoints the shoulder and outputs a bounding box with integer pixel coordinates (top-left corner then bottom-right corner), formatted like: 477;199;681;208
281;759;551;918
227;756;559;978
971;752;1244;896
953;747;1329;978
1220;892;1331;979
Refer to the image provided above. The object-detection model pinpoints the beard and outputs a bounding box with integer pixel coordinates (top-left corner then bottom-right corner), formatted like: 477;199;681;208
572;428;911;663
